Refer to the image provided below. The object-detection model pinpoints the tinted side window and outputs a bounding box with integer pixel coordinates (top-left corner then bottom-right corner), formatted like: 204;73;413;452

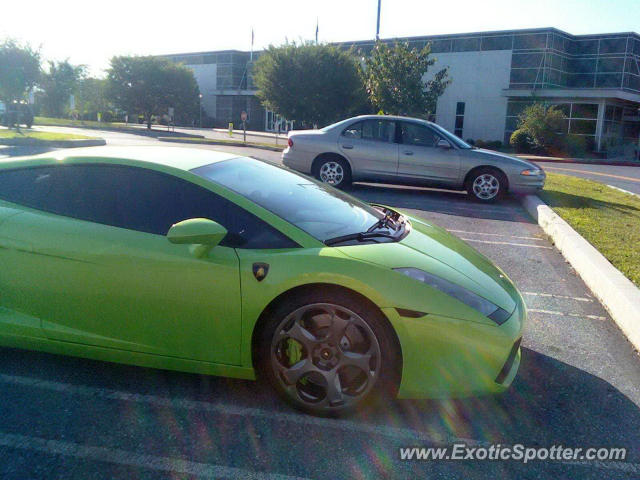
401;123;441;147
0;168;55;209
0;165;297;249
342;120;395;142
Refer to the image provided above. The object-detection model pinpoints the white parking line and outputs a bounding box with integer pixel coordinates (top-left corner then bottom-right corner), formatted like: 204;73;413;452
523;292;594;303
0;373;467;445
0;432;309;480
1;373;637;474
459;238;553;249
448;229;544;242
528;308;607;321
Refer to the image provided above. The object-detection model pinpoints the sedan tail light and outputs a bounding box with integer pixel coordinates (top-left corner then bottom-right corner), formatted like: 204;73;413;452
287;138;293;148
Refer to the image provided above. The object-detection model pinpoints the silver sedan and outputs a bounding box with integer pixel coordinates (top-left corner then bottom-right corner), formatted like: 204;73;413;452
282;115;545;202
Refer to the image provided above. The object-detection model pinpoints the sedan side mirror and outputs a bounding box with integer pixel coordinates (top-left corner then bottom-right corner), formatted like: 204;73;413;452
167;218;227;258
436;138;452;149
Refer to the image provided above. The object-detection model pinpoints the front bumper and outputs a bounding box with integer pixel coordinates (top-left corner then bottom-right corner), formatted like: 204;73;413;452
510;173;546;195
384;294;525;399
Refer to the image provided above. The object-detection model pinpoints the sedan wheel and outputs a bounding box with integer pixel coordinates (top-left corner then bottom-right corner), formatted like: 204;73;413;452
467;168;506;202
319;161;344;186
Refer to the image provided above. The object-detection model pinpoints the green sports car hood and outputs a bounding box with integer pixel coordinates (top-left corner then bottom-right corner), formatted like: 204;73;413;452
337;213;518;314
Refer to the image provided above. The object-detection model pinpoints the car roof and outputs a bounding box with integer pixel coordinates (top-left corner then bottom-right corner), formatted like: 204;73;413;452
0;146;239;172
348;114;432;123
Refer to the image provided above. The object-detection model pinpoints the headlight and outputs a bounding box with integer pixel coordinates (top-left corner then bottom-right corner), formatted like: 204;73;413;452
394;267;511;325
520;169;542;176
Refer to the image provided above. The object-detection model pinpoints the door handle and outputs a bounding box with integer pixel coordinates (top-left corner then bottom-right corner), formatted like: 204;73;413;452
403;151;414;155
341;144;354;149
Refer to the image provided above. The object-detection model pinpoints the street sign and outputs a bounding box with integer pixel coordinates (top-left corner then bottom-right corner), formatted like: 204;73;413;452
241;111;247;122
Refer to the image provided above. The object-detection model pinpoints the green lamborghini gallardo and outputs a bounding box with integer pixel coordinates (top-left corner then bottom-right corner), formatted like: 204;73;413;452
0;146;525;416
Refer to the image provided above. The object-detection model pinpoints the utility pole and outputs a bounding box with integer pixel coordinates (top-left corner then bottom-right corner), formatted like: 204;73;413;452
376;0;381;41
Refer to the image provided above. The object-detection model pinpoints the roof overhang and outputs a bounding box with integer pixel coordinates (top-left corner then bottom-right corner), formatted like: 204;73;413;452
502;88;640;104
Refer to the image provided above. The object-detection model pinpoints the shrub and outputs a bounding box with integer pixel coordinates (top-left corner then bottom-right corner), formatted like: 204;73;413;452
517;103;566;152
486;140;503;150
561;134;588;157
100;111;114;123
510;129;533;153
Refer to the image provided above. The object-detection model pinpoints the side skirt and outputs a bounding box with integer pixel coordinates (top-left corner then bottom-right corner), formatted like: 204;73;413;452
0;333;256;381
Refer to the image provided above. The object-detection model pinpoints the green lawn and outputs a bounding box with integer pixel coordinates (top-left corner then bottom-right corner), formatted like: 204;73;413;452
0;129;93;141
539;173;640;287
34;116;126;129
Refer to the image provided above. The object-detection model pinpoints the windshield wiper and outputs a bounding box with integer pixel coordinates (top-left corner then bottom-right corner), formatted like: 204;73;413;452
324;231;397;246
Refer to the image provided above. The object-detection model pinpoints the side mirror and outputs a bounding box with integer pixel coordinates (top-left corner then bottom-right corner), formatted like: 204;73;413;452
167;218;227;258
436;138;452;149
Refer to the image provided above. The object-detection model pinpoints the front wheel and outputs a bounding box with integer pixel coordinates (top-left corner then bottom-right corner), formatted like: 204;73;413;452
466;168;507;202
257;291;400;416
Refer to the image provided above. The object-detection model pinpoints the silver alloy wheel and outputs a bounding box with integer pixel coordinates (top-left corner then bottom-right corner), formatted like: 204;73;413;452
319;161;344;185
472;173;500;200
270;303;381;411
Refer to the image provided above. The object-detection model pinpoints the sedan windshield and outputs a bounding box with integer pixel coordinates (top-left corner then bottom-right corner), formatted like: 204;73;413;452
192;157;384;242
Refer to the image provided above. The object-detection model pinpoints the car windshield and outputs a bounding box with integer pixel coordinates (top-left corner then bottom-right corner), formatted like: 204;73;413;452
430;123;473;149
192;157;384;242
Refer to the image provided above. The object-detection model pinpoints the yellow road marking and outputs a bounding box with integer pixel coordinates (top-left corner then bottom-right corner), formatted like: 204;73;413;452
544;166;640;183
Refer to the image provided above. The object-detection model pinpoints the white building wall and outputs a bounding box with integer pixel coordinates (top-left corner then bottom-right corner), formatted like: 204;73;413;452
187;63;217;117
424;50;512;142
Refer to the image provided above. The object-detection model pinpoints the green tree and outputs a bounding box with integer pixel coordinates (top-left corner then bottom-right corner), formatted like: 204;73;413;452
40;60;86;117
0;39;41;105
106;56;199;129
362;41;450;118
75;77;111;121
254;42;369;127
514;103;566;151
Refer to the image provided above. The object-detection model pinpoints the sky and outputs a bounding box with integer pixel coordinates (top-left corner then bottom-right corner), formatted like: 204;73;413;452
1;0;638;76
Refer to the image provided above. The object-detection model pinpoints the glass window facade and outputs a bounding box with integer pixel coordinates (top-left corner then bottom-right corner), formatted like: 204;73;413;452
506;31;639;93
504;101;600;148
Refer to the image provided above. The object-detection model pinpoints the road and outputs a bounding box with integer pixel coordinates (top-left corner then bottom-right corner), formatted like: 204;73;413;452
0;128;639;479
537;162;640;196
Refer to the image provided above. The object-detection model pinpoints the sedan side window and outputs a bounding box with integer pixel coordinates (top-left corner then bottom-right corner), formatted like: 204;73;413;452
401;123;442;148
342;120;395;143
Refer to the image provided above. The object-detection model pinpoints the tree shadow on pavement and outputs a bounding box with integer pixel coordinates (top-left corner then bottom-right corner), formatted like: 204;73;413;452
347;183;535;223
0;145;58;157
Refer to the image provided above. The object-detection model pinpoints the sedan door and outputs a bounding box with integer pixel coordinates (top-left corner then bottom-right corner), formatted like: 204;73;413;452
0;164;243;365
397;122;461;185
338;119;399;180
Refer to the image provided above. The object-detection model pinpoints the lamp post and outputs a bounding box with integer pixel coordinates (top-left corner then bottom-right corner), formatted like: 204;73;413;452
199;93;203;128
376;0;381;41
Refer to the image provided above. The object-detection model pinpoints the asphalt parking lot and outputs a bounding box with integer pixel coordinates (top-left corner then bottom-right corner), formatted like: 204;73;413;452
1;134;639;479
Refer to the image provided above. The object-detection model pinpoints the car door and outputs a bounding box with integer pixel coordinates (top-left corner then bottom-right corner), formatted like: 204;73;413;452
0;163;288;365
337;119;399;180
397;122;461;185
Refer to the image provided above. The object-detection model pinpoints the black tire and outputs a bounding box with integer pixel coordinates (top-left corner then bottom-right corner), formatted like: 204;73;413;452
256;288;400;416
465;167;507;202
313;156;352;189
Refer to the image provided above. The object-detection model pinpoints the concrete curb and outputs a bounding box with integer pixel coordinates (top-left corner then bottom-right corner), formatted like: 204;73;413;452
522;195;640;352
0;138;106;148
157;137;284;152
211;128;285;140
